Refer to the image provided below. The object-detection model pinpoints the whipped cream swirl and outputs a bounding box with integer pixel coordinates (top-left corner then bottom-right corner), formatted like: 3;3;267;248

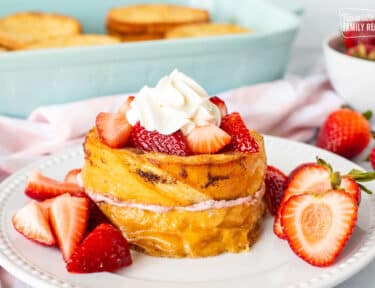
126;69;221;135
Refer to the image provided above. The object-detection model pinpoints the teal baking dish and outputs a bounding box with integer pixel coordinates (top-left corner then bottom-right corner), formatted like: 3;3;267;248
0;0;300;117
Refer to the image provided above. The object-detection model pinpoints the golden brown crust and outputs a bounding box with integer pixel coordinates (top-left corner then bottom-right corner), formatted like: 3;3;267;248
107;28;163;42
20;34;120;50
0;12;81;50
106;4;209;35
82;128;266;206
166;23;251;39
99;199;266;257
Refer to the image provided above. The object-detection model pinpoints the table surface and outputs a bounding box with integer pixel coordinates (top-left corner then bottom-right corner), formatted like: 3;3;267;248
1;47;375;288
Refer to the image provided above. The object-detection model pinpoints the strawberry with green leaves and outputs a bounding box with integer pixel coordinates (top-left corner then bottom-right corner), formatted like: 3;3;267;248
274;157;375;239
317;108;372;158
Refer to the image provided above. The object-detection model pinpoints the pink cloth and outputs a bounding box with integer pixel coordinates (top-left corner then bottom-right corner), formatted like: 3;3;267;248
0;74;343;181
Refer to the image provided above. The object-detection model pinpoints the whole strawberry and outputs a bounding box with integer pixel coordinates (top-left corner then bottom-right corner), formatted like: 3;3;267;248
317;108;371;158
370;146;375;170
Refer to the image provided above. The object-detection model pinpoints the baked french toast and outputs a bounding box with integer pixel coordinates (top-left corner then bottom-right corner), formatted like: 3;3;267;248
82;128;266;206
81;70;267;258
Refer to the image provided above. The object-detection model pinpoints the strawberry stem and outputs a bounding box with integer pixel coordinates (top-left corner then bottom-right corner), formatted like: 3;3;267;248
330;172;342;189
316;157;333;173
346;169;375;182
316;157;342;189
358;183;373;194
317;158;375;195
362;110;373;120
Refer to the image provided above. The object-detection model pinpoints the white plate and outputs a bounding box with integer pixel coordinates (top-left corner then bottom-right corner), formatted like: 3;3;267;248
1;136;375;288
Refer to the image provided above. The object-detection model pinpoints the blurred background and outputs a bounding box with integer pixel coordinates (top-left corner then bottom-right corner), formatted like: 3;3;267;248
288;0;375;74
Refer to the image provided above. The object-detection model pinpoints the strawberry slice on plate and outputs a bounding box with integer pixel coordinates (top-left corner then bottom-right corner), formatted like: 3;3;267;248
67;223;132;273
274;163;330;239
265;165;287;215
25;170;85;200
186;124;231;154
64;168;82;185
50;194;89;262
87;201;110;232
96;112;132;148
341;176;361;204
282;190;357;266
209;96;228;116
273;160;363;239
12;201;55;246
220;112;259;153
130;122;191;156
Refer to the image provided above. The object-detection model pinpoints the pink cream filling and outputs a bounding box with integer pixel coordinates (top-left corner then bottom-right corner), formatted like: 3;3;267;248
77;172;264;213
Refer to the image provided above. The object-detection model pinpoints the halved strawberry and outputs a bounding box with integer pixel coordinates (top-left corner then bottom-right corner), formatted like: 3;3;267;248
12;201;55;246
130;122;191;156
118;96;135;114
220;112;259;153
273;217;286;239
341;176;361;204
186;124;231;154
39;198;55;210
25;170;85;200
282;190;357;266
49;194;89;262
209;96;228;116
274;163;330;239
274;159;374;240
265;165;288;215
283;163;331;200
96;112;132;148
67;223;132;273
64;169;82;185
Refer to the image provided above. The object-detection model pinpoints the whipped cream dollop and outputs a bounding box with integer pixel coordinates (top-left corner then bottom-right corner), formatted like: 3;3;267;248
126;69;221;135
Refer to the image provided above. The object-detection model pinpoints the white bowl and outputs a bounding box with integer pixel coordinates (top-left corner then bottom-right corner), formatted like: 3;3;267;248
324;35;375;112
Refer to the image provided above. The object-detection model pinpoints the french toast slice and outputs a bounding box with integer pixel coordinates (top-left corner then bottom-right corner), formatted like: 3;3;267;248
98;196;266;258
106;4;209;35
0;12;81;50
82;129;266;206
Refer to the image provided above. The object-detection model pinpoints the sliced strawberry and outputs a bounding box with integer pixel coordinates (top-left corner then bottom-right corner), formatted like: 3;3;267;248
25;170;85;200
282;190;357;266
96;112;132;148
49;194;89;262
220;112;259;153
284;163;331;199
341;176;361;204
130;122;191;156
274;163;331;239
39;198;55;210
118;96;135;114
12;201;55;246
265;165;288;215
186;124;231;154
273;217;286;239
209;96;228;116
66;223;132;273
64;168;82;185
87;201;110;232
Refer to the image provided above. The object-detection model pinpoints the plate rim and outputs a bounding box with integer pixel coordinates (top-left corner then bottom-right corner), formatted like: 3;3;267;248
0;135;375;288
